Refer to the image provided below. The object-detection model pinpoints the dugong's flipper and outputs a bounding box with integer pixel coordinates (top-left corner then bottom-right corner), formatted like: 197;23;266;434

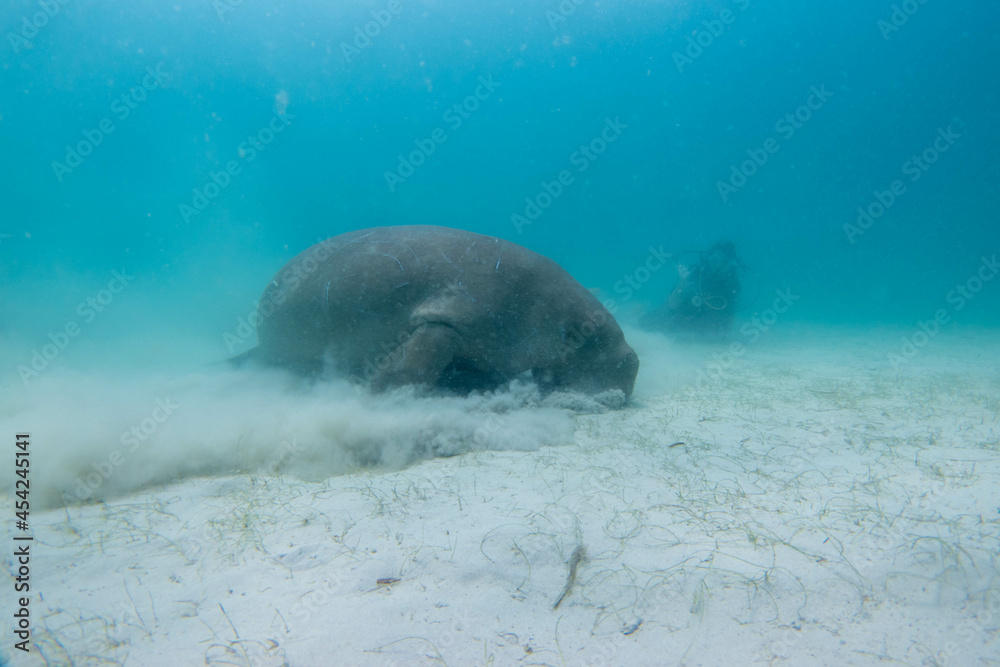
370;323;462;392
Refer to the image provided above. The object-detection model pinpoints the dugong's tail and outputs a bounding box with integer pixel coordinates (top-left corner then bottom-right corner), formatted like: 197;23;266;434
227;347;260;367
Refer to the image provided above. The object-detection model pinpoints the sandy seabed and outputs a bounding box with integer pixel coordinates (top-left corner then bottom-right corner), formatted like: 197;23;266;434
2;327;998;666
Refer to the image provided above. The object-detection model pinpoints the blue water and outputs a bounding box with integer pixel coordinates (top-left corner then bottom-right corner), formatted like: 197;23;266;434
2;5;1000;664
2;0;999;367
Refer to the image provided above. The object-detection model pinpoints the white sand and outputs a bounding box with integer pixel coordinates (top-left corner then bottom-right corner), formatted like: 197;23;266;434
2;327;999;666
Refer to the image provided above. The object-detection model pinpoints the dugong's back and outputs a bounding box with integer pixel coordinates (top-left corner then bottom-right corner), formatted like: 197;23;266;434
255;226;555;372
250;225;638;397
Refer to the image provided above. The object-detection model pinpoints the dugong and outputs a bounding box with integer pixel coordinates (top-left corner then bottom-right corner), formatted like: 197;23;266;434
237;226;639;399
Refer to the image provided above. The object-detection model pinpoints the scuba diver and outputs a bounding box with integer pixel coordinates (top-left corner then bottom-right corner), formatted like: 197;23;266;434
641;241;746;336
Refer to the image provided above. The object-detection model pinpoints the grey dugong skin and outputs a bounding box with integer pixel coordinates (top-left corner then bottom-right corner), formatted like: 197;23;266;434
247;225;639;398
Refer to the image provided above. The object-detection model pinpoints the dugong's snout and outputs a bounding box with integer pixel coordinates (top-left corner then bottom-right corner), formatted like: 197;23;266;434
542;337;639;399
